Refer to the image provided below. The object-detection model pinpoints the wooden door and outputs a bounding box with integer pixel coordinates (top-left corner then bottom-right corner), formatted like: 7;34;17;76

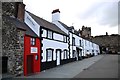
27;55;33;75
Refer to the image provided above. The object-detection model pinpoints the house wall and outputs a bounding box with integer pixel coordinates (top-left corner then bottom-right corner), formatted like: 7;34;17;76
24;35;41;76
42;38;68;62
41;28;69;70
2;17;25;76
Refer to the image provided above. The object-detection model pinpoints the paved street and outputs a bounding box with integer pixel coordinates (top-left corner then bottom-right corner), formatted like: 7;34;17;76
74;54;118;78
16;54;104;78
2;54;118;79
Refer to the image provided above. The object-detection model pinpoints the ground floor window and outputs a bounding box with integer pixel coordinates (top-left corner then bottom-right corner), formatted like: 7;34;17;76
63;49;68;59
73;50;76;58
46;48;54;61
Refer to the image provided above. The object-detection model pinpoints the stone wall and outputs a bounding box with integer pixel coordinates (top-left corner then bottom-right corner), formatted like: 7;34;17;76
2;17;25;76
81;26;91;38
91;34;120;53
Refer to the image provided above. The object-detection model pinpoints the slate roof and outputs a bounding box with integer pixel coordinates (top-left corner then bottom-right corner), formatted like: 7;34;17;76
58;21;80;36
3;15;38;37
26;11;67;36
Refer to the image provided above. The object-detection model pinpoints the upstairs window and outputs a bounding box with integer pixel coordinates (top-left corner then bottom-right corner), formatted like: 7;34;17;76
31;37;35;46
79;40;81;46
47;30;53;39
63;36;67;43
72;37;75;46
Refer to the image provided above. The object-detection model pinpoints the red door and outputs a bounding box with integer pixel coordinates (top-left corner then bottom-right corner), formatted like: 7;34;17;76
27;55;33;75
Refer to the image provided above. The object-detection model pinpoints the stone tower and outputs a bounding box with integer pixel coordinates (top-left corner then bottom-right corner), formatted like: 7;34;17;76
81;25;91;38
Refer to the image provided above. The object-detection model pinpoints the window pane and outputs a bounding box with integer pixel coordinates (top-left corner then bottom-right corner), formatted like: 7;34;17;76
48;31;52;39
47;50;52;61
31;38;35;46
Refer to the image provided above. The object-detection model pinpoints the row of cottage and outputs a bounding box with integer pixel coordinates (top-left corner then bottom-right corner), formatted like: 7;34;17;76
2;2;100;76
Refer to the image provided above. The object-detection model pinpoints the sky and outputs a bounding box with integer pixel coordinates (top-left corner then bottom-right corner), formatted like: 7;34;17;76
23;0;119;36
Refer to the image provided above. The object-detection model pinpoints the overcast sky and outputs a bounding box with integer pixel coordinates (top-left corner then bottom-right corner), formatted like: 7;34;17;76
23;0;119;36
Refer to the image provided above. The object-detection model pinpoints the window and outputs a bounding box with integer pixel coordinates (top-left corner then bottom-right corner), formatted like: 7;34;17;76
87;50;89;52
72;37;75;46
46;49;53;61
63;50;68;59
92;43;93;47
47;30;53;39
85;40;87;46
31;38;35;46
96;50;98;52
73;50;76;58
63;36;67;43
79;40;81;46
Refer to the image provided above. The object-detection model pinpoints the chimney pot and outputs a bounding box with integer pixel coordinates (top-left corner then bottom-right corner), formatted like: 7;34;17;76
52;9;60;14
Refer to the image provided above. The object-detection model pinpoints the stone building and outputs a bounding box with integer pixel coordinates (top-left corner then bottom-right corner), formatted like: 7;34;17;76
79;26;119;54
2;15;25;76
2;2;39;76
80;25;91;38
91;34;120;54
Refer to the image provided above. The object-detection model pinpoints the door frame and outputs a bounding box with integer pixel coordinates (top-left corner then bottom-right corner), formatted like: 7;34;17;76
56;49;62;66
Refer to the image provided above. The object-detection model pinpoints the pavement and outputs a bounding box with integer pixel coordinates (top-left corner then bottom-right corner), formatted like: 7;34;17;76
1;54;119;79
74;54;118;78
16;54;104;78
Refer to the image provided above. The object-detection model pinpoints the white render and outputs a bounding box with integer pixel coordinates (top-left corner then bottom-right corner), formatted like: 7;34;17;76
24;11;40;36
42;38;68;62
52;12;60;22
53;33;63;42
52;21;69;34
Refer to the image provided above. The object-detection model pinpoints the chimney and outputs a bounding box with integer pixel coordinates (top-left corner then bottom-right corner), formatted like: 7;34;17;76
17;2;25;22
52;9;60;22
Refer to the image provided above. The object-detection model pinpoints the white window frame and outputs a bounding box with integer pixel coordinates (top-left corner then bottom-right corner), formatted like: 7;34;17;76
47;30;53;39
31;37;35;46
46;49;53;61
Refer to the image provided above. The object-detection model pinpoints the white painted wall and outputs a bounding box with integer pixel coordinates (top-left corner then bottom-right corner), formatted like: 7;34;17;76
53;33;63;42
42;38;68;62
24;11;40;36
52;12;60;22
52;21;69;34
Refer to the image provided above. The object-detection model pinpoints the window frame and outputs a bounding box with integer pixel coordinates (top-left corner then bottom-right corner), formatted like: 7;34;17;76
31;37;36;46
63;49;68;59
47;30;53;39
63;36;67;43
72;37;75;46
46;48;54;62
73;50;76;58
79;40;81;46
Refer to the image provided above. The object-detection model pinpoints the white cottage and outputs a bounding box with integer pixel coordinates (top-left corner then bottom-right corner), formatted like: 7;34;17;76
24;11;70;71
52;9;83;61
